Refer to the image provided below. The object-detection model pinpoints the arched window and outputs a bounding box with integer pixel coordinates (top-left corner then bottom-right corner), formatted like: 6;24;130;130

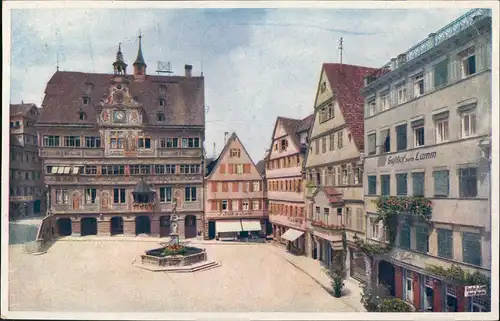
79;112;86;120
159;99;165;107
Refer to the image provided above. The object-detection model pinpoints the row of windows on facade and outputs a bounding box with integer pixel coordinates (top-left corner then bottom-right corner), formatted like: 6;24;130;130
267;178;302;193
365;46;481;118
313;206;364;232
9;186;43;198
266;154;301;170
218;163;253;175
273;138;289;152
313;129;352;155
269;202;305;218
54;186;198;205
210;199;263;211
42;135;201;149
47;164;202;176
10;169;41;181
306;164;363;186
367;167;479;198
367;221;482;267
10;119;36;128
366;108;477;155
210;181;262;193
10;150;40;164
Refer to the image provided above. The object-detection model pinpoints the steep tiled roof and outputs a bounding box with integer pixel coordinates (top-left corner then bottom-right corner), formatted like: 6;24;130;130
205;157;216;176
10;103;38;117
314;186;344;206
38;71;204;126
323;63;376;152
255;160;266;177
296;114;314;133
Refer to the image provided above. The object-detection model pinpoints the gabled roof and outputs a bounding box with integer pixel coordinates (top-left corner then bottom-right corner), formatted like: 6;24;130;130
268;114;313;158
10;103;38;117
322;63;377;152
313;186;344;206
205;132;262;179
38;71;204;126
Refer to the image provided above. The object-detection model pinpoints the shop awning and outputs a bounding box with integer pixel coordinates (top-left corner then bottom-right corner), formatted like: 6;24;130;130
241;220;262;231
216;221;243;233
281;229;304;242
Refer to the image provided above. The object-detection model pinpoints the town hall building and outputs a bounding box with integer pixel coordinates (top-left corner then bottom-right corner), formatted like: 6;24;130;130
36;37;205;239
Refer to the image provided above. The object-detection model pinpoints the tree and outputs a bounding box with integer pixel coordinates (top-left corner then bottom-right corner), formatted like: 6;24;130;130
360;280;391;312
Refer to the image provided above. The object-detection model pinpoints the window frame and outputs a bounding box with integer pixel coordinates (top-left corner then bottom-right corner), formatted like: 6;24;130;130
437;228;453;259
435;119;449;143
413;126;425;147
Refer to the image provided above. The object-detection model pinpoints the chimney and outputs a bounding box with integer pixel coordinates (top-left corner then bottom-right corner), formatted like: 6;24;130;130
185;64;193;78
224;132;229;145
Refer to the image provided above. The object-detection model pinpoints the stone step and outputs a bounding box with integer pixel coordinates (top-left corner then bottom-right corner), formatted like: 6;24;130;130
169;262;220;273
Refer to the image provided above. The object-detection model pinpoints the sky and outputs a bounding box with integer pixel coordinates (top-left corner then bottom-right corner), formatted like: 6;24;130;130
8;4;473;162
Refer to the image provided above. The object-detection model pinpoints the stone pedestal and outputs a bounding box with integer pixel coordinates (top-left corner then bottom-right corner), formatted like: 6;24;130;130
123;220;135;236
71;220;81;236
97;220;110;236
178;218;186;239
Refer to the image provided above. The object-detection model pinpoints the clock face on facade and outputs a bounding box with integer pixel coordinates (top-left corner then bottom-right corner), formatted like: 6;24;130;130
113;110;126;123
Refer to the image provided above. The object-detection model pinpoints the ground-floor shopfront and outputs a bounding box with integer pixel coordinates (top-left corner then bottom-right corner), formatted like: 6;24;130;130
52;212;203;239
272;224;306;254
346;245;367;282
205;218;267;241
367;257;490;312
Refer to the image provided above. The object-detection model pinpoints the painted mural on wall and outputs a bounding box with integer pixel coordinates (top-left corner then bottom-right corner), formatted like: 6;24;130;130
72;192;80;210
101;191;110;210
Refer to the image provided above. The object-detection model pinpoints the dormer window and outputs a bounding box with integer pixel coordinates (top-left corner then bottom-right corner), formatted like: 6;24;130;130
157;112;165;121
79;112;87;120
83;97;90;105
85;82;95;93
159;99;165;107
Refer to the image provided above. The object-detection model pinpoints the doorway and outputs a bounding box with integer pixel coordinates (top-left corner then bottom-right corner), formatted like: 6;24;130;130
135;216;151;235
184;215;197;239
81;217;97;236
57;218;72;236
208;221;216;240
378;260;396;296
110;216;124;235
34;200;41;213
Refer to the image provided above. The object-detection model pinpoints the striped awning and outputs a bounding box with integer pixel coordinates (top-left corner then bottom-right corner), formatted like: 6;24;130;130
281;229;304;242
241;220;262;231
216;221;242;233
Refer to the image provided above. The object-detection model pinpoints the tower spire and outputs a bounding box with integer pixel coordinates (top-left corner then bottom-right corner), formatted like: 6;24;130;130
133;31;147;77
113;42;127;75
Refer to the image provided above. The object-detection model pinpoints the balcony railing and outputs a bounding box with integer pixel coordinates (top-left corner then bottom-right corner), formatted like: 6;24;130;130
132;203;155;211
366;8;492;85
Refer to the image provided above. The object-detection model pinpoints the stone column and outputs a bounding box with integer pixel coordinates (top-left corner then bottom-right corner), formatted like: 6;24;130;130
196;217;203;238
97;220;110;236
345;246;351;277
71;219;81;236
123;220;135;236
432;279;443;312
151;218;160;237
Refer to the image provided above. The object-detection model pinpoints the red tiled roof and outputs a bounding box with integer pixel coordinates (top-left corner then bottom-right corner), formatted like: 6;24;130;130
323;63;377;152
10;103;38;117
296;114;314;133
38;71;204;126
314;186;344;206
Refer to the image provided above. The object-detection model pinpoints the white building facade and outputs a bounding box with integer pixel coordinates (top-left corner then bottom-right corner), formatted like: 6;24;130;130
360;9;492;312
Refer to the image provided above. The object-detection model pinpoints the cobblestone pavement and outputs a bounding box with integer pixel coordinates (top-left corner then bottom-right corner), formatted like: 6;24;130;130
8;240;359;312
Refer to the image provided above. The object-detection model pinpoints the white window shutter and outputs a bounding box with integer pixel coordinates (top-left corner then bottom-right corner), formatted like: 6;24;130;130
424;68;434;92
407;79;414;100
450;58;460;83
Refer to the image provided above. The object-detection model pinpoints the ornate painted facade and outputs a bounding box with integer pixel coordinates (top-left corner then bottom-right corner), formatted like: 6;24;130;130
37;38;205;239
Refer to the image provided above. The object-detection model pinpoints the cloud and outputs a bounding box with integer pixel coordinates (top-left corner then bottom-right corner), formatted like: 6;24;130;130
9;7;472;161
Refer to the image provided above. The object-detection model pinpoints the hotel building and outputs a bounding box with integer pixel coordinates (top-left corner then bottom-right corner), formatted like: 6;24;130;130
360;9;492;312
